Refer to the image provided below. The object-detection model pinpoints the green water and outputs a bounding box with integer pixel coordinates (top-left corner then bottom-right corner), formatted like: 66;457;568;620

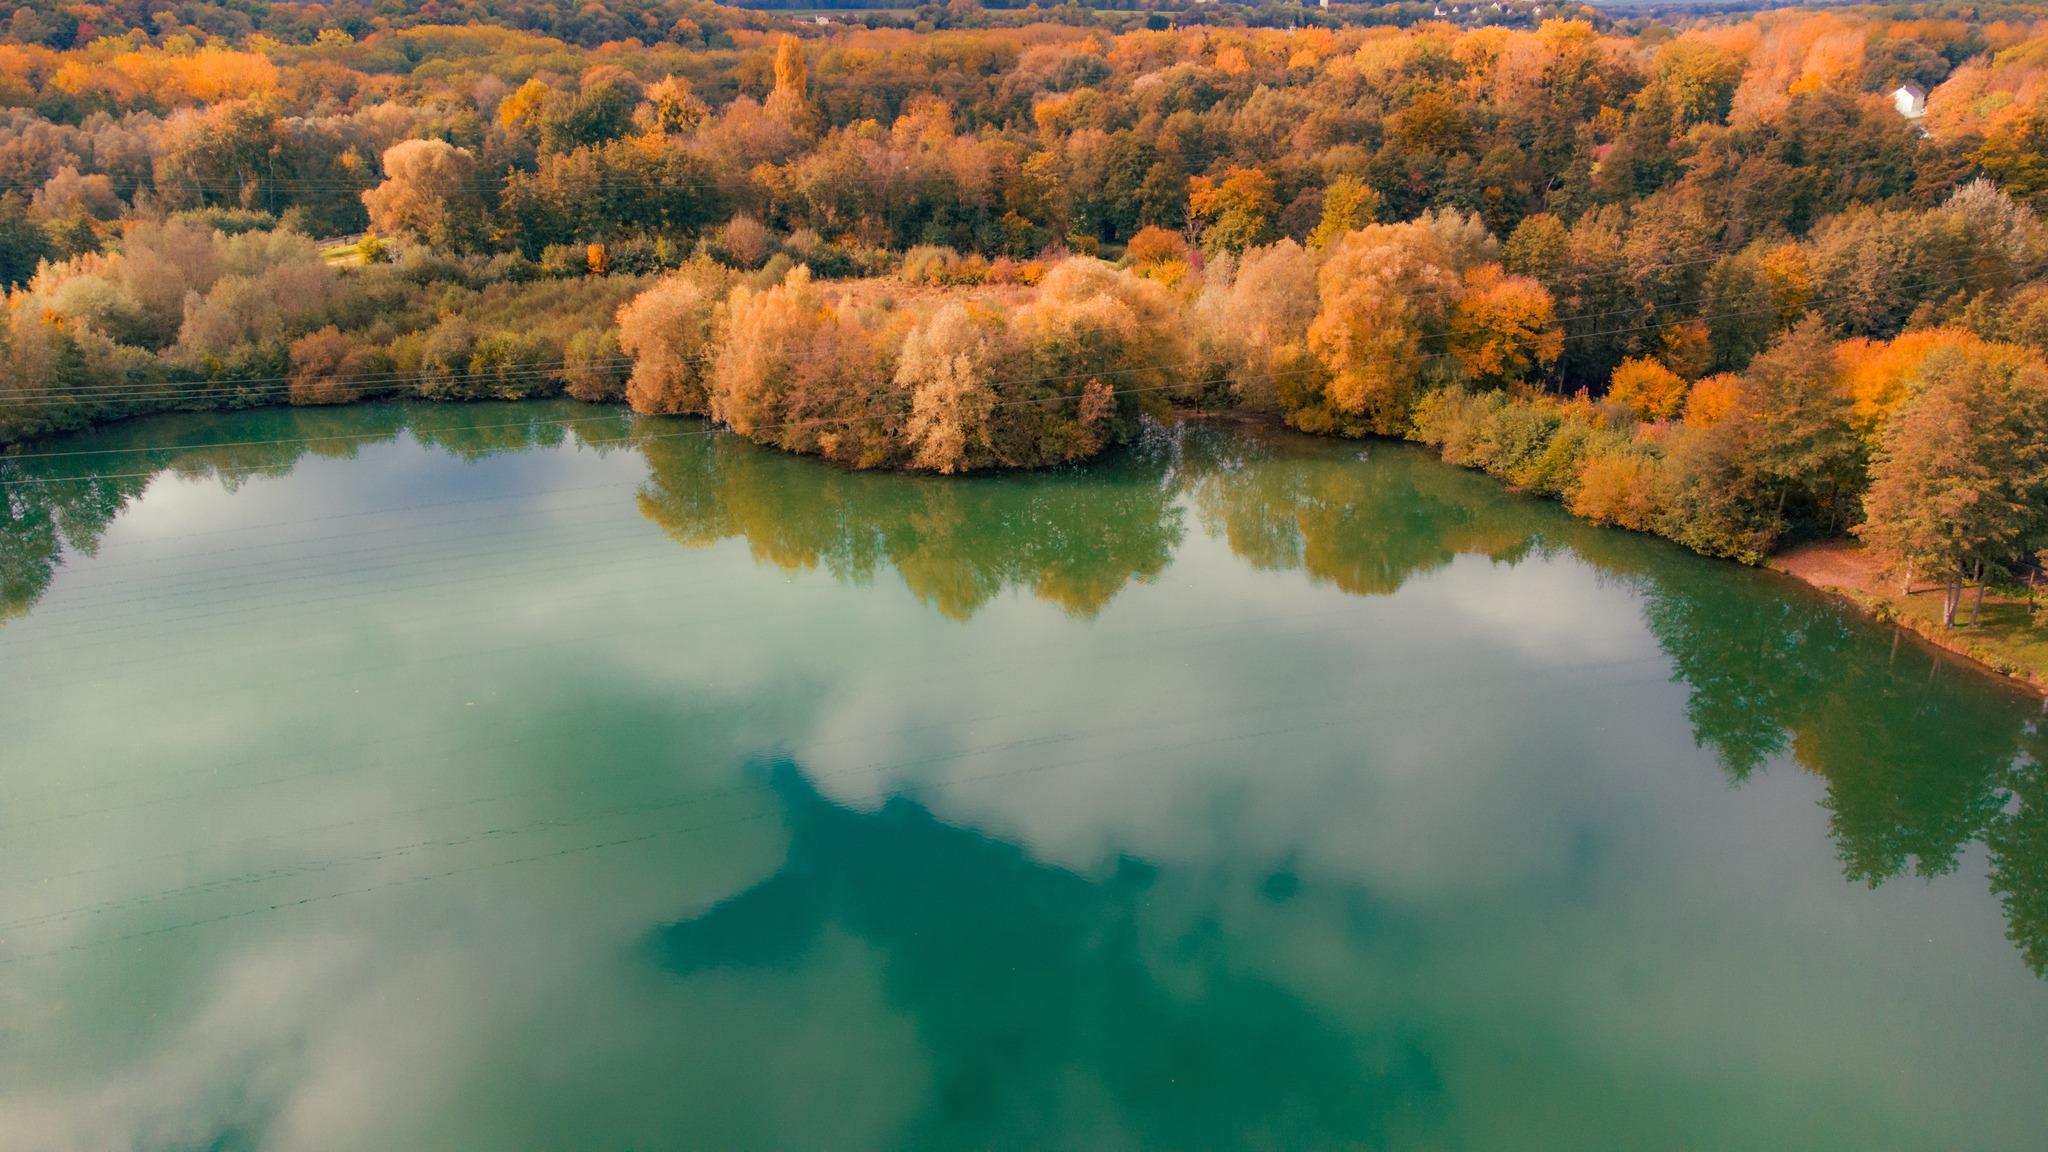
1;402;2044;1150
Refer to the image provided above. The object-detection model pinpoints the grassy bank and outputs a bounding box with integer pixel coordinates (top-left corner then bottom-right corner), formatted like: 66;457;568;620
1771;542;2048;694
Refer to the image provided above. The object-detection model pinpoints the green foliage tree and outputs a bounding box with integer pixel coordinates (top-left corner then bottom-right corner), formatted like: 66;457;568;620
1858;346;2048;627
0;192;50;289
1662;318;1860;561
537;69;644;154
1737;316;1864;520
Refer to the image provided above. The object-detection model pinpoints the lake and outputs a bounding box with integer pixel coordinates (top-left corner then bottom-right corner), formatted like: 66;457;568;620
1;401;2044;1150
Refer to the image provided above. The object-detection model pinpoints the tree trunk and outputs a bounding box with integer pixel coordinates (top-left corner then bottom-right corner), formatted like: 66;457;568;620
1901;561;1913;598
1969;559;1986;627
1943;570;1961;628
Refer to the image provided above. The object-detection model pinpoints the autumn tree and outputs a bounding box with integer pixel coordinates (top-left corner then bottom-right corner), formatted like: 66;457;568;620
1858;345;2048;627
1001;258;1182;463
1661;318;1862;560
1835;329;1985;437
497;137;721;258
1307;175;1378;249
153;98;285;212
1447;265;1561;390
289;325;387;405
709;264;900;466
1970;112;2048;212
1188;167;1276;256
1651;38;1742;128
1607;357;1688;421
765;36;816;134
1196;238;1320;411
1306;211;1491;435
1737;316;1864;522
639;75;708;136
539;68;643;153
1682;373;1744;429
899;301;1003;473
618;265;727;415
176;229;340;361
1124;225;1190;271
361;139;484;251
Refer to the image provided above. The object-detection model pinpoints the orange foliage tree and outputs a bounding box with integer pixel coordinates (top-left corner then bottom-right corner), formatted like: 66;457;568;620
1448;265;1561;389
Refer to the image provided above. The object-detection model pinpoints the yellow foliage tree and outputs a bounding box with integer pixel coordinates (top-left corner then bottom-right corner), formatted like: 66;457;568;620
1569;450;1664;531
498;78;551;130
1187;167;1276;255
1835;329;1997;438
1607;356;1689;420
1307;175;1379;249
361;139;483;251
766;35;816;132
1006;258;1183;458
1196;239;1321;411
709;265;900;466
1758;243;1812;324
1306;213;1483;435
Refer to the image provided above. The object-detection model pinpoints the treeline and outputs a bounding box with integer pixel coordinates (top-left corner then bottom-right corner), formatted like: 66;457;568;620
0;9;2010;264
0;0;1591;57
7;9;2048;615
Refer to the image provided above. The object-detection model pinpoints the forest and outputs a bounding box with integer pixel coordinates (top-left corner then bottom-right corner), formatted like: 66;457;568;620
3;0;2048;625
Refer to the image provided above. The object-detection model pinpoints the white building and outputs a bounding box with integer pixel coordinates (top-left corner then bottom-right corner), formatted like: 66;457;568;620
1893;83;1928;120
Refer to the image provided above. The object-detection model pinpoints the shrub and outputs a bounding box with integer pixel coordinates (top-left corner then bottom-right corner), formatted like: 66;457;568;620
288;326;394;405
469;330;560;399
1570;449;1665;531
1608;357;1689;421
618;265;726;415
562;328;628;402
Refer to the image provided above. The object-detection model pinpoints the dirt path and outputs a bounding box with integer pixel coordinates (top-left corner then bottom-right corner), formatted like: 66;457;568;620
1767;541;2046;695
1770;541;1891;597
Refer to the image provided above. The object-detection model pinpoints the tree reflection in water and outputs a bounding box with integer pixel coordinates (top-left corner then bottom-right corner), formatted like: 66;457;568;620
4;405;2046;974
634;423;1184;620
649;759;1442;1148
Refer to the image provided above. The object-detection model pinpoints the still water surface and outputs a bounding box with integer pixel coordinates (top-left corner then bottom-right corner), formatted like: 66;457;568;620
1;402;2045;1150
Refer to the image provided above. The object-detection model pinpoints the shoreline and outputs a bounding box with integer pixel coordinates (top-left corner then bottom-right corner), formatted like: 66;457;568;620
10;397;2047;697
1767;541;2048;698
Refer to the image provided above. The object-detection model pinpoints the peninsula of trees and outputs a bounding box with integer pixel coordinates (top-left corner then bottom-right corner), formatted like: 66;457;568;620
4;1;2048;626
